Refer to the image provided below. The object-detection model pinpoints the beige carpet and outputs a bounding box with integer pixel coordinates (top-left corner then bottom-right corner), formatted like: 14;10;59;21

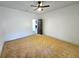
1;34;79;58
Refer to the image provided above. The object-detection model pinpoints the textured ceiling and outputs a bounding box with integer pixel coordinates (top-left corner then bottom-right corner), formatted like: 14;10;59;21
0;1;79;14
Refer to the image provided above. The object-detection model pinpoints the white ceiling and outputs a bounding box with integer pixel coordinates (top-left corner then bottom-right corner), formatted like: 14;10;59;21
0;1;79;14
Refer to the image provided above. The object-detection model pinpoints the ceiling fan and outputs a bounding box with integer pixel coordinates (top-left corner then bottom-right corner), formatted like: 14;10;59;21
31;1;50;11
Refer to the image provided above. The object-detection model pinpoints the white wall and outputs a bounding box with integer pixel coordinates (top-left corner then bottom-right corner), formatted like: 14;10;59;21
0;20;4;56
43;4;79;45
0;7;35;55
0;7;35;40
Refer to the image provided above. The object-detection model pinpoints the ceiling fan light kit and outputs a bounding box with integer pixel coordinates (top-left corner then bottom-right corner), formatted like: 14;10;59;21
37;8;43;11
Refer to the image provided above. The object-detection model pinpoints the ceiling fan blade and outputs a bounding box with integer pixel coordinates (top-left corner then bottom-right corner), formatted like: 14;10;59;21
42;5;50;7
31;5;37;7
34;7;39;11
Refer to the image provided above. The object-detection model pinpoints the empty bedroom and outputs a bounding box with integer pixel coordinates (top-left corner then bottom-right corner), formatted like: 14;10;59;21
0;0;79;58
